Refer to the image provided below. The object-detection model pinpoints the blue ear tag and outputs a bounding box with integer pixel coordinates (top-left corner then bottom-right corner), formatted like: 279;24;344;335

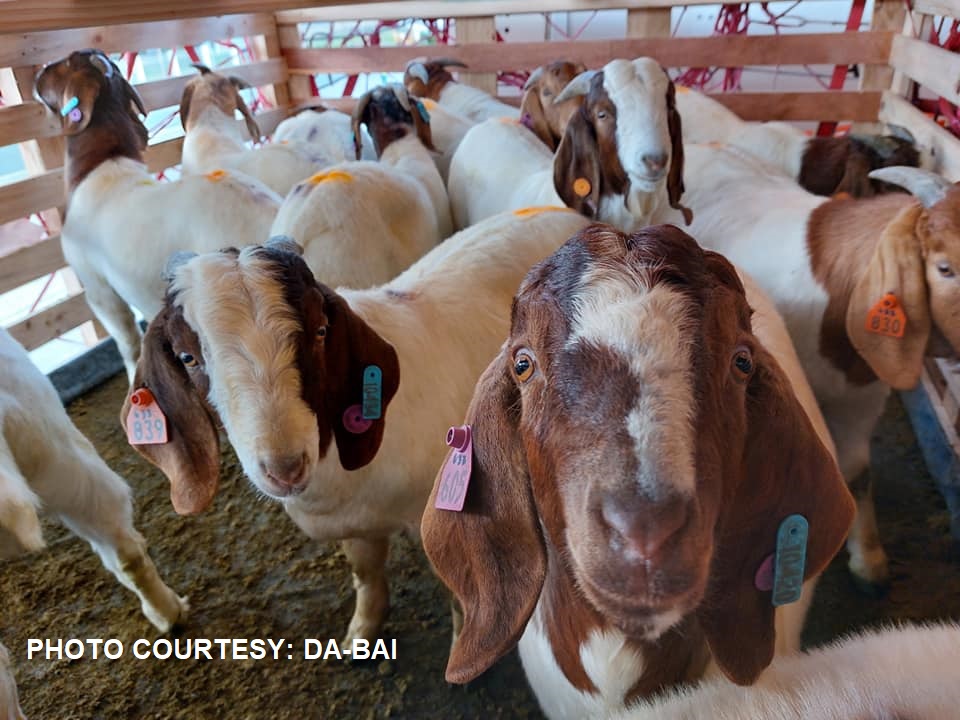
361;366;383;420
772;514;808;606
415;100;430;124
60;96;79;117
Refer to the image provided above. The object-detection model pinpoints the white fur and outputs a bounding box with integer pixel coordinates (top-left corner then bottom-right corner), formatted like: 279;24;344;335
269;133;453;289
0;642;22;720
613;623;960;720
448;58;677;232
417;99;475;182
0;329;187;718
272;108;376;161
62;157;281;381
162;208;591;641
436;80;519;123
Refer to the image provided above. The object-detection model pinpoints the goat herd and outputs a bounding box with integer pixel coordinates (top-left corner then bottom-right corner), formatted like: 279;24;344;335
2;46;960;718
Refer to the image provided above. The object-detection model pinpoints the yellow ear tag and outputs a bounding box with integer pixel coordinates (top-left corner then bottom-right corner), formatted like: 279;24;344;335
205;169;228;182
865;292;907;338
573;177;592;198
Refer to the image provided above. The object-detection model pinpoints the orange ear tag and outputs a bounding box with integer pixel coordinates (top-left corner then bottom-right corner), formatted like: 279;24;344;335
573;177;592;198
126;388;169;445
865;292;907;338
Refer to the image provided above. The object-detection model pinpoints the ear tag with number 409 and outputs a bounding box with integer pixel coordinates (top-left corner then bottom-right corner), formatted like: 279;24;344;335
435;425;472;512
865;292;906;338
126;388;169;445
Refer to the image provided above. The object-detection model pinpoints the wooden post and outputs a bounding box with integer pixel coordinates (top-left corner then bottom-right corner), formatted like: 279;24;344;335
627;8;672;38
854;0;906;132
278;23;314;106
251;20;291;115
456;16;497;95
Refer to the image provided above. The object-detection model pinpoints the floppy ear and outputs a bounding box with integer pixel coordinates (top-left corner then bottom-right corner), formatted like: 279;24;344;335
230;83;262;142
317;289;400;470
697;339;855;685
122;308;221;515
179;83;195;130
520;84;556;150
422;348;547;684
846;203;930;389
409;98;437;152
34;61;99;135
554;110;601;217
665;79;692;225
834;151;875;198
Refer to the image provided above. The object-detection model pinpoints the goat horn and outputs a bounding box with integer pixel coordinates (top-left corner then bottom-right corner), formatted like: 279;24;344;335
405;61;429;85
554;69;598;105
391;84;412;112
885;123;916;144
161;251;198;282
849;133;890;154
431;57;468;69
191;63;214;75
523;66;545;91
89;51;115;78
868;166;952;208
265;235;304;256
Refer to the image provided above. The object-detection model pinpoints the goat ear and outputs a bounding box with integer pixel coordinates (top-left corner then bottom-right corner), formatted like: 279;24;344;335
319;289;400;470
179;83;195;130
421;348;546;684
409;98;437;152
665;79;692;225
554;110;601;217
697;328;854;685
35;62;98;136
846;203;930;389
123;308;221;515
520;84;556;150
834;151;875;198
232;84;262;142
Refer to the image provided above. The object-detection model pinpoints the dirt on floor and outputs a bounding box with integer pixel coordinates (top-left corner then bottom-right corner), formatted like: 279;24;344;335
2;372;960;720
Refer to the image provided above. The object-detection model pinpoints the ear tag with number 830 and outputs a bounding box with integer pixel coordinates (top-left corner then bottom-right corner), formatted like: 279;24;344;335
435;425;472;512
865;292;906;338
126;388;169;445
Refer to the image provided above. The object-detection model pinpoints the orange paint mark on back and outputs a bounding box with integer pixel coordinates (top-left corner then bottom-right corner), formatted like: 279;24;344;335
512;206;574;218
307;169;354;185
205;169;229;182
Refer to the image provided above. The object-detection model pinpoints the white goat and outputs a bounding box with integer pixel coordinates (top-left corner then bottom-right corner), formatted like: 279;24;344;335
35;50;281;382
675;143;960;591
0;329;187;719
448;58;690;231
421;224;853;720
615;622;960;720
269;84;452;289
123;208;590;646
410;98;474;183
271;106;375;161
404;57;519;122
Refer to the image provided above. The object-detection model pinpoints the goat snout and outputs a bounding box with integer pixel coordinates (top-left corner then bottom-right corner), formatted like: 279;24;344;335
641;152;668;177
600;490;688;563
259;452;308;495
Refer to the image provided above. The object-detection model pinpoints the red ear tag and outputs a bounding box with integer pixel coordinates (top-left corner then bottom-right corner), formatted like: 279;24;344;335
126;388;169;445
865;292;907;338
435;425;472;512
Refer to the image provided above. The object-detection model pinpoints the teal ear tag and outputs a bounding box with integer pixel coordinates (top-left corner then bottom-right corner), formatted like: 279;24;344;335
415;100;430;124
772;514;808;607
361;366;383;420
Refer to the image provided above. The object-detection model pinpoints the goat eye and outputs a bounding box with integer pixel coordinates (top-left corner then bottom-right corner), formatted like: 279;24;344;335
178;352;198;368
316;326;327;339
732;348;753;376
542;89;553;98
938;261;955;278
514;352;536;383
597;110;608;119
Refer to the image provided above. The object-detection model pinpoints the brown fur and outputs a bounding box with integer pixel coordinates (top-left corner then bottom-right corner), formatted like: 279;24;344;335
179;66;261;142
520;61;586;151
422;223;854;691
351;84;435;159
799;136;922;198
402;58;466;101
34;49;148;198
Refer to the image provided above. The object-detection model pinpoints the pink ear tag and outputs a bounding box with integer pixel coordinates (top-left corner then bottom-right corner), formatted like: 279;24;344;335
434;425;472;512
342;404;372;434
126;388;169;445
754;554;775;592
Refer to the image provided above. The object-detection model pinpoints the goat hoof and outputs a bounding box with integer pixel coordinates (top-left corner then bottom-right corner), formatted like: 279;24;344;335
144;594;190;634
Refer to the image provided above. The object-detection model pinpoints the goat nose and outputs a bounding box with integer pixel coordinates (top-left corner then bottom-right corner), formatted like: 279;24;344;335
600;491;688;562
260;453;307;490
642;152;668;174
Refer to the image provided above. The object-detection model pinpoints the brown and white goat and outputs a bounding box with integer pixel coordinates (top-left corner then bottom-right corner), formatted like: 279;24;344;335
679;145;960;590
403;57;519;121
122;209;590;644
448;58;691;231
422;224;854;719
519;60;586;151
179;65;344;195
34;49;280;381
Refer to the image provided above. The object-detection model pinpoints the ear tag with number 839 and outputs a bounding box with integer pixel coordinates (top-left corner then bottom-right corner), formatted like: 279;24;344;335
126;388;169;445
435;425;472;512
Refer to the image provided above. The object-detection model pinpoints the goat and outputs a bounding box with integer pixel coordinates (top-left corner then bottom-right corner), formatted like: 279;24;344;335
616;622;960;720
675;87;924;197
268;84;452;288
409;97;474;184
271;104;376;161
121;208;590;645
403;57;519;122
519;60;586;151
35;49;281;381
448;58;691;232
179;65;345;196
0;328;187;718
676;144;960;592
421;224;854;720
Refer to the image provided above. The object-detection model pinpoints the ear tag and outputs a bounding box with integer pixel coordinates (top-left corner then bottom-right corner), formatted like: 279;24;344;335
770;514;808;606
415;100;431;124
342;405;372;434
60;96;79;118
435;425;472;512
361;365;383;420
573;177;592;198
126;388;169;445
865;292;907;338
